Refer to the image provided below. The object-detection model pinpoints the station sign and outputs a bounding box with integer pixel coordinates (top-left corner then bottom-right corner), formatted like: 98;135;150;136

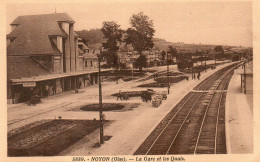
23;82;36;87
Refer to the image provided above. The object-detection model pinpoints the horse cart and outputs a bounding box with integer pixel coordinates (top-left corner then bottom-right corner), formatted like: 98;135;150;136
152;95;163;107
152;91;168;107
27;95;41;106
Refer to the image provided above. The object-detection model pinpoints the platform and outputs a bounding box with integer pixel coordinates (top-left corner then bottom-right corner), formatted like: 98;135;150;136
225;65;253;153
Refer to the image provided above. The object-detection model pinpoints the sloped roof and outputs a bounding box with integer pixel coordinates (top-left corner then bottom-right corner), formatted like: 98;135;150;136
10;13;74;25
78;40;90;54
88;43;102;50
78;42;89;50
7;13;75;56
83;53;98;59
7;56;51;80
79;48;84;54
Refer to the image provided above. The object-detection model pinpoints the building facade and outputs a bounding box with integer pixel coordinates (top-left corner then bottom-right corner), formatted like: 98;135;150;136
7;13;107;104
118;49;165;68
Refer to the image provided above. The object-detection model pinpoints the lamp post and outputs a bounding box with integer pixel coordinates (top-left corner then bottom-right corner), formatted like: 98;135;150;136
98;54;104;144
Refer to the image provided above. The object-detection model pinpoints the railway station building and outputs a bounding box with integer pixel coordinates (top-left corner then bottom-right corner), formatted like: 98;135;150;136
7;13;109;104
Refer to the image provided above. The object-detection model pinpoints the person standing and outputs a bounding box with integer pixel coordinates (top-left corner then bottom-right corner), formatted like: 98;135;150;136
52;83;56;95
197;72;201;80
79;81;82;89
45;84;49;97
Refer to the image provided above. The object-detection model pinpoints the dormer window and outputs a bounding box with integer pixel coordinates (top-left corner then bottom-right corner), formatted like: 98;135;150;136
7;37;16;46
49;36;63;53
11;24;19;31
84;49;89;53
61;22;70;34
56;36;63;53
78;44;83;50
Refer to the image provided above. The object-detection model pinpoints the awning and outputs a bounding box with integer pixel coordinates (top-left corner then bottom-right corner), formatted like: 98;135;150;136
11;69;113;83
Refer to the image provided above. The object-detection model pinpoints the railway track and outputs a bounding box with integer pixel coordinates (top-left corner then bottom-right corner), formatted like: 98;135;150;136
134;62;240;155
7;94;90;127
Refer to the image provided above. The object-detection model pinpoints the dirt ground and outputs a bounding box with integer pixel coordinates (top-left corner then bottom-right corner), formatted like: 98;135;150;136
8;119;101;156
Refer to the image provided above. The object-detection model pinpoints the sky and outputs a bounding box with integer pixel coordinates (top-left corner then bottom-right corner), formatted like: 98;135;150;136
6;1;252;47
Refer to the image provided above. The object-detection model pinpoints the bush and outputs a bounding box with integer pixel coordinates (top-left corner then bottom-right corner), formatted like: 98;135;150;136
81;103;124;111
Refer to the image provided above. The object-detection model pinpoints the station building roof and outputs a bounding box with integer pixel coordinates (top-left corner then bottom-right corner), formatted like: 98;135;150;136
7;56;51;81
7;13;75;56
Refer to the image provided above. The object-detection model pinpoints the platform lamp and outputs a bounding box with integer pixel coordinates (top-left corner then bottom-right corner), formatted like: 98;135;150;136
97;49;104;144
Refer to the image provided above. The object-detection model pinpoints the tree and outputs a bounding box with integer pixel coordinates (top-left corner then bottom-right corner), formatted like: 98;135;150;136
214;45;224;53
76;29;104;45
134;54;147;69
125;12;155;71
161;50;166;64
168;45;177;57
214;45;224;60
101;21;123;68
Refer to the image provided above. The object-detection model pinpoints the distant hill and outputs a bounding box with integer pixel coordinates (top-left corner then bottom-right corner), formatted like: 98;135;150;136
76;29;234;52
153;38;233;53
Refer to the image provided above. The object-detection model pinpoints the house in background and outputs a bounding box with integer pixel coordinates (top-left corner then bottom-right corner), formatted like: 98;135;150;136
7;13;110;104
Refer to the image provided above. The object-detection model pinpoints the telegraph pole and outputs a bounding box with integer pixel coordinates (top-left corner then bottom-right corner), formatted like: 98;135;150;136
204;54;207;72
131;53;134;78
167;52;170;94
192;58;194;79
214;53;216;68
98;54;104;144
243;59;246;94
